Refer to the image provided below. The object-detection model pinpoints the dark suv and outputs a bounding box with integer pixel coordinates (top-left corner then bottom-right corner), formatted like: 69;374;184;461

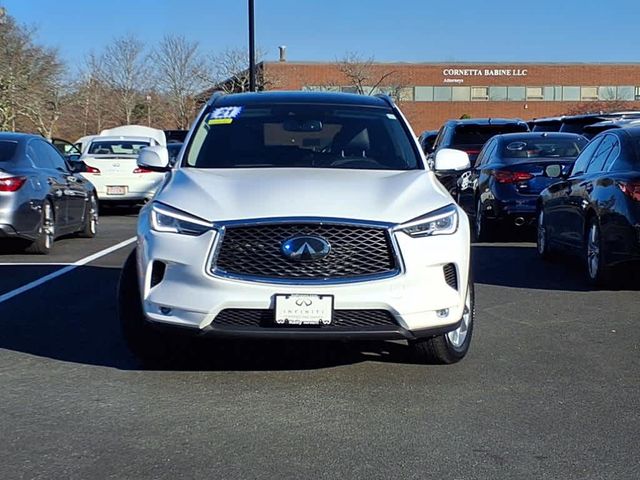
430;118;530;193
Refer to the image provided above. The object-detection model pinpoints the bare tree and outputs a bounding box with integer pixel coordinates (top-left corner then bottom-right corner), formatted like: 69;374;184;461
100;35;150;124
566;100;629;116
336;52;399;96
207;47;279;93
152;35;208;129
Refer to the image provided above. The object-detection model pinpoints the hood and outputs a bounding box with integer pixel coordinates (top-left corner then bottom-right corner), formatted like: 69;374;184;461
156;168;452;224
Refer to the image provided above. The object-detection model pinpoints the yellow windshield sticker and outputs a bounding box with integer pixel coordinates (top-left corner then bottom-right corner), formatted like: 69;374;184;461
208;118;234;125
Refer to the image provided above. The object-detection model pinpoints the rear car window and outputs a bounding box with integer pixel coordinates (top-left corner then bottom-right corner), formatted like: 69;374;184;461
452;124;528;147
0;141;18;163
501;138;587;159
87;140;150;155
185;104;421;170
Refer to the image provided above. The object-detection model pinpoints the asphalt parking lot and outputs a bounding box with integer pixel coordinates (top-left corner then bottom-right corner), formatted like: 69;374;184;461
1;214;638;479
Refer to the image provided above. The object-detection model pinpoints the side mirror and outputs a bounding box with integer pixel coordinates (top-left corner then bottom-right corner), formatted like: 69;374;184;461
434;148;470;172
138;145;170;172
544;164;564;178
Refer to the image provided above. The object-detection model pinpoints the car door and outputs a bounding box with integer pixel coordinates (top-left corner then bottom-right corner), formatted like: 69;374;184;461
545;136;603;247
43;141;89;230
52;138;82;162
29;140;69;227
566;135;616;247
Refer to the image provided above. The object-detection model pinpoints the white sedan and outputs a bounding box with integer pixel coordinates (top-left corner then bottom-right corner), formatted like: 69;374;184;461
79;136;166;203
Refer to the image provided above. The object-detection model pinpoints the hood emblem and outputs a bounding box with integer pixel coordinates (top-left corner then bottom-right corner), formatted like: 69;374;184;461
281;235;331;262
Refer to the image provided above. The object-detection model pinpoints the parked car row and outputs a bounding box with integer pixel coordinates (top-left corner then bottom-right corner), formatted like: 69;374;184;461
418;110;640;287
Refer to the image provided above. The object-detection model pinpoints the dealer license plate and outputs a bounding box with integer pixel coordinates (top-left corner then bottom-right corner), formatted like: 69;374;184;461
275;294;333;326
106;186;127;195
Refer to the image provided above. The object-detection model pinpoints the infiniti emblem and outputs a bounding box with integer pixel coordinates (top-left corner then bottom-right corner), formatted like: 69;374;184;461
281;235;331;262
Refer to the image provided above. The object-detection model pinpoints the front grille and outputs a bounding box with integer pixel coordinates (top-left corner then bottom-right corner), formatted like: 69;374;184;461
443;263;458;290
212;309;397;329
213;223;397;281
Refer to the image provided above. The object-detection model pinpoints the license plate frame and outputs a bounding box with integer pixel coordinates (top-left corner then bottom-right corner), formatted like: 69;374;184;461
106;186;127;195
274;294;334;326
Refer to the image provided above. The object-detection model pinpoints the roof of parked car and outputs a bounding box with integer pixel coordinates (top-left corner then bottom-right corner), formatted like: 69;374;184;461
0;132;40;142
495;132;587;142
213;91;393;108
444;118;527;126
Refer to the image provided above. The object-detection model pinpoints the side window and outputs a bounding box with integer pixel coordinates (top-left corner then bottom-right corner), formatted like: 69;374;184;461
432;127;445;151
603;137;621;172
476;140;494;168
586;135;615;174
39;140;69;172
30;141;56;169
570;137;603;177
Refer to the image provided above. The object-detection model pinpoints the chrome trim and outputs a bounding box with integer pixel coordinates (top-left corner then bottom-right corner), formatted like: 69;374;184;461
206;217;405;285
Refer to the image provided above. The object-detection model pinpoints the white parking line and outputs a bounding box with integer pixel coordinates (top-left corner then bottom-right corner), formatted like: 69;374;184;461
0;237;136;305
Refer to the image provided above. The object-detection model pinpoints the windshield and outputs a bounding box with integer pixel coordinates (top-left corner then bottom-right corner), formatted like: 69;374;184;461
501;137;587;159
185;104;421;170
452;124;528;147
0;141;18;163
87;140;150;156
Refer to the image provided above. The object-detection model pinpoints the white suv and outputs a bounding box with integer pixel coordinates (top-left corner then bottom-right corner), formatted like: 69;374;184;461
118;91;474;365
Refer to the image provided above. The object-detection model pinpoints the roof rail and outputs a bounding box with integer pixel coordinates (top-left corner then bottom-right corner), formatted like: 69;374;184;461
206;90;226;106
373;93;396;108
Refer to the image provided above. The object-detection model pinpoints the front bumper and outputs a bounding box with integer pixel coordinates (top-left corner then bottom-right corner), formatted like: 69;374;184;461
136;206;471;340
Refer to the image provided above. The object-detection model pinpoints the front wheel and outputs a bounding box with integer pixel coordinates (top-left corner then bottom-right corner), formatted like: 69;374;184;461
410;281;474;364
78;193;98;238
119;249;183;367
585;218;611;287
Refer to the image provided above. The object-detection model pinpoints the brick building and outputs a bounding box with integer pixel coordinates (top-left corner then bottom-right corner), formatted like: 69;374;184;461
259;61;640;133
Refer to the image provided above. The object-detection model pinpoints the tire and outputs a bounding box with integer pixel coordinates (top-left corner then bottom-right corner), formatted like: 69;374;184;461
118;249;181;367
585;217;611;287
78;192;98;238
25;200;55;255
410;281;474;364
536;208;555;261
474;199;493;242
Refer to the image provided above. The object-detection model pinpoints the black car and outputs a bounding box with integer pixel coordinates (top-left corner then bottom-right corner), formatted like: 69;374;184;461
167;142;183;167
417;129;438;154
537;126;640;285
430;118;530;194
0;133;98;254
462;132;587;240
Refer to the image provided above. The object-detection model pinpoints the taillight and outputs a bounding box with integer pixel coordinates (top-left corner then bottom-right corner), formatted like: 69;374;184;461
85;165;101;174
133;167;153;174
0;176;27;192
493;170;534;184
463;149;481;155
618;181;640;201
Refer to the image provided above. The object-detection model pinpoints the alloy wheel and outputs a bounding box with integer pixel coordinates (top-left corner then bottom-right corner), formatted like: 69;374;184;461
43;203;55;250
447;286;472;348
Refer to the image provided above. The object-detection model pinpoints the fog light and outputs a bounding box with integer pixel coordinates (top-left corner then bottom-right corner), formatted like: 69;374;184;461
160;306;172;316
436;308;449;318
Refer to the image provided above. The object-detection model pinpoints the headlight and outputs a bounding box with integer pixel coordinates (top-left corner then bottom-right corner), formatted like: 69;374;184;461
150;203;212;235
397;204;458;237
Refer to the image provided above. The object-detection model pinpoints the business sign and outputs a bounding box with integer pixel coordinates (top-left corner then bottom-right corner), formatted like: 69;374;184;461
443;68;528;84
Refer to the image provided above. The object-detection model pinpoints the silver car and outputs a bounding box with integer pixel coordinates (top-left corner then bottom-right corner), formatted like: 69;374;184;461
0;132;98;254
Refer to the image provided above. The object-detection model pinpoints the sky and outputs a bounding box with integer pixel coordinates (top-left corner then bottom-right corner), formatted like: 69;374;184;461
2;0;640;67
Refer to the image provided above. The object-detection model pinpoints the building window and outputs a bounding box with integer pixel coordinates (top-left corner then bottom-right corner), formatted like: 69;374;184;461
414;86;434;101
489;86;507;101
617;86;635;101
581;87;599;101
562;86;581;101
543;86;556;101
434;86;452;101
452;87;471;101
598;86;617;101
554;86;563;101
471;87;489;101
340;86;358;94
526;87;544;100
303;85;340;92
507;86;526;101
635;86;640;101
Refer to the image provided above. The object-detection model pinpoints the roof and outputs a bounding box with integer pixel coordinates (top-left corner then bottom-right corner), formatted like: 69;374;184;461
495;132;587;142
213;91;392;108
0;132;39;142
90;136;152;143
444;118;527;126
